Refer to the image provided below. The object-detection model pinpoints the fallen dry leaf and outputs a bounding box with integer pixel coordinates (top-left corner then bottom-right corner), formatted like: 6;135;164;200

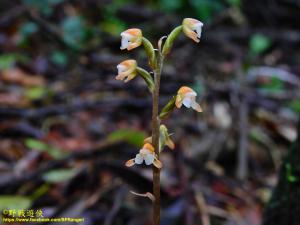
1;68;45;86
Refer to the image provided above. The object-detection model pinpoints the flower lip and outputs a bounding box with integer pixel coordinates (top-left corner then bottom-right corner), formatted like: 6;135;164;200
193;22;203;38
182;18;203;43
134;144;155;166
120;28;142;50
117;64;126;73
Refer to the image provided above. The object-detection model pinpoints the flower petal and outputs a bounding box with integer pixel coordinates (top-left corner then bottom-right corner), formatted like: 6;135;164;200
143;136;152;144
134;154;144;164
183;27;199;43
120;33;132;50
182;97;192;108
124;71;137;82
143;143;155;152
166;138;175;150
192;101;202;112
194;23;202;38
153;158;162;169
127;42;141;50
117;64;126;73
125;159;135;167
177;86;196;96
144;153;155;165
115;74;125;81
175;94;183;108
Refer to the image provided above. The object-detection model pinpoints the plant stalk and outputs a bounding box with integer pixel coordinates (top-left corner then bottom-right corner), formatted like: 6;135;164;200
152;51;164;225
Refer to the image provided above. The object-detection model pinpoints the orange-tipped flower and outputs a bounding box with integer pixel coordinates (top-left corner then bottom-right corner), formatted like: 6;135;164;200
182;18;203;43
175;86;202;112
125;143;162;168
120;28;142;50
116;59;137;82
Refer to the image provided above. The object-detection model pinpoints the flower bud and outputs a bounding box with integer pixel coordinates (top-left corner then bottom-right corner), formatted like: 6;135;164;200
159;125;175;150
143;125;175;152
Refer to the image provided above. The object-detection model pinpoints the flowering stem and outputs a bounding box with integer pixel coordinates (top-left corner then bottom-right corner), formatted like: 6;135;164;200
119;18;203;225
152;51;164;225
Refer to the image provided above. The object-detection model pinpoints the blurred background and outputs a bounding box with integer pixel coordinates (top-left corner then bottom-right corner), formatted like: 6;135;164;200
0;0;300;224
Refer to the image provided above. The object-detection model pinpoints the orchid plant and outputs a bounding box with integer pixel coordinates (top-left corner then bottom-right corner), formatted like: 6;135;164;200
116;18;203;225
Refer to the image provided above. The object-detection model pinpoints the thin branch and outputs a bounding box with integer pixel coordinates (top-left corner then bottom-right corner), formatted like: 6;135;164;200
103;188;126;225
236;96;249;180
194;191;211;225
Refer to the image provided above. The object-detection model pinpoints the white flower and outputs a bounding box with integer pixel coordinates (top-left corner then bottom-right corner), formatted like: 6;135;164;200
125;143;162;168
175;86;202;112
182;18;203;43
115;59;137;82
135;148;155;165
120;28;142;50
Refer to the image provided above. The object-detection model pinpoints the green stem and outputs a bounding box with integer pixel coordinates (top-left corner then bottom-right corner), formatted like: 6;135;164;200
152;51;164;225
